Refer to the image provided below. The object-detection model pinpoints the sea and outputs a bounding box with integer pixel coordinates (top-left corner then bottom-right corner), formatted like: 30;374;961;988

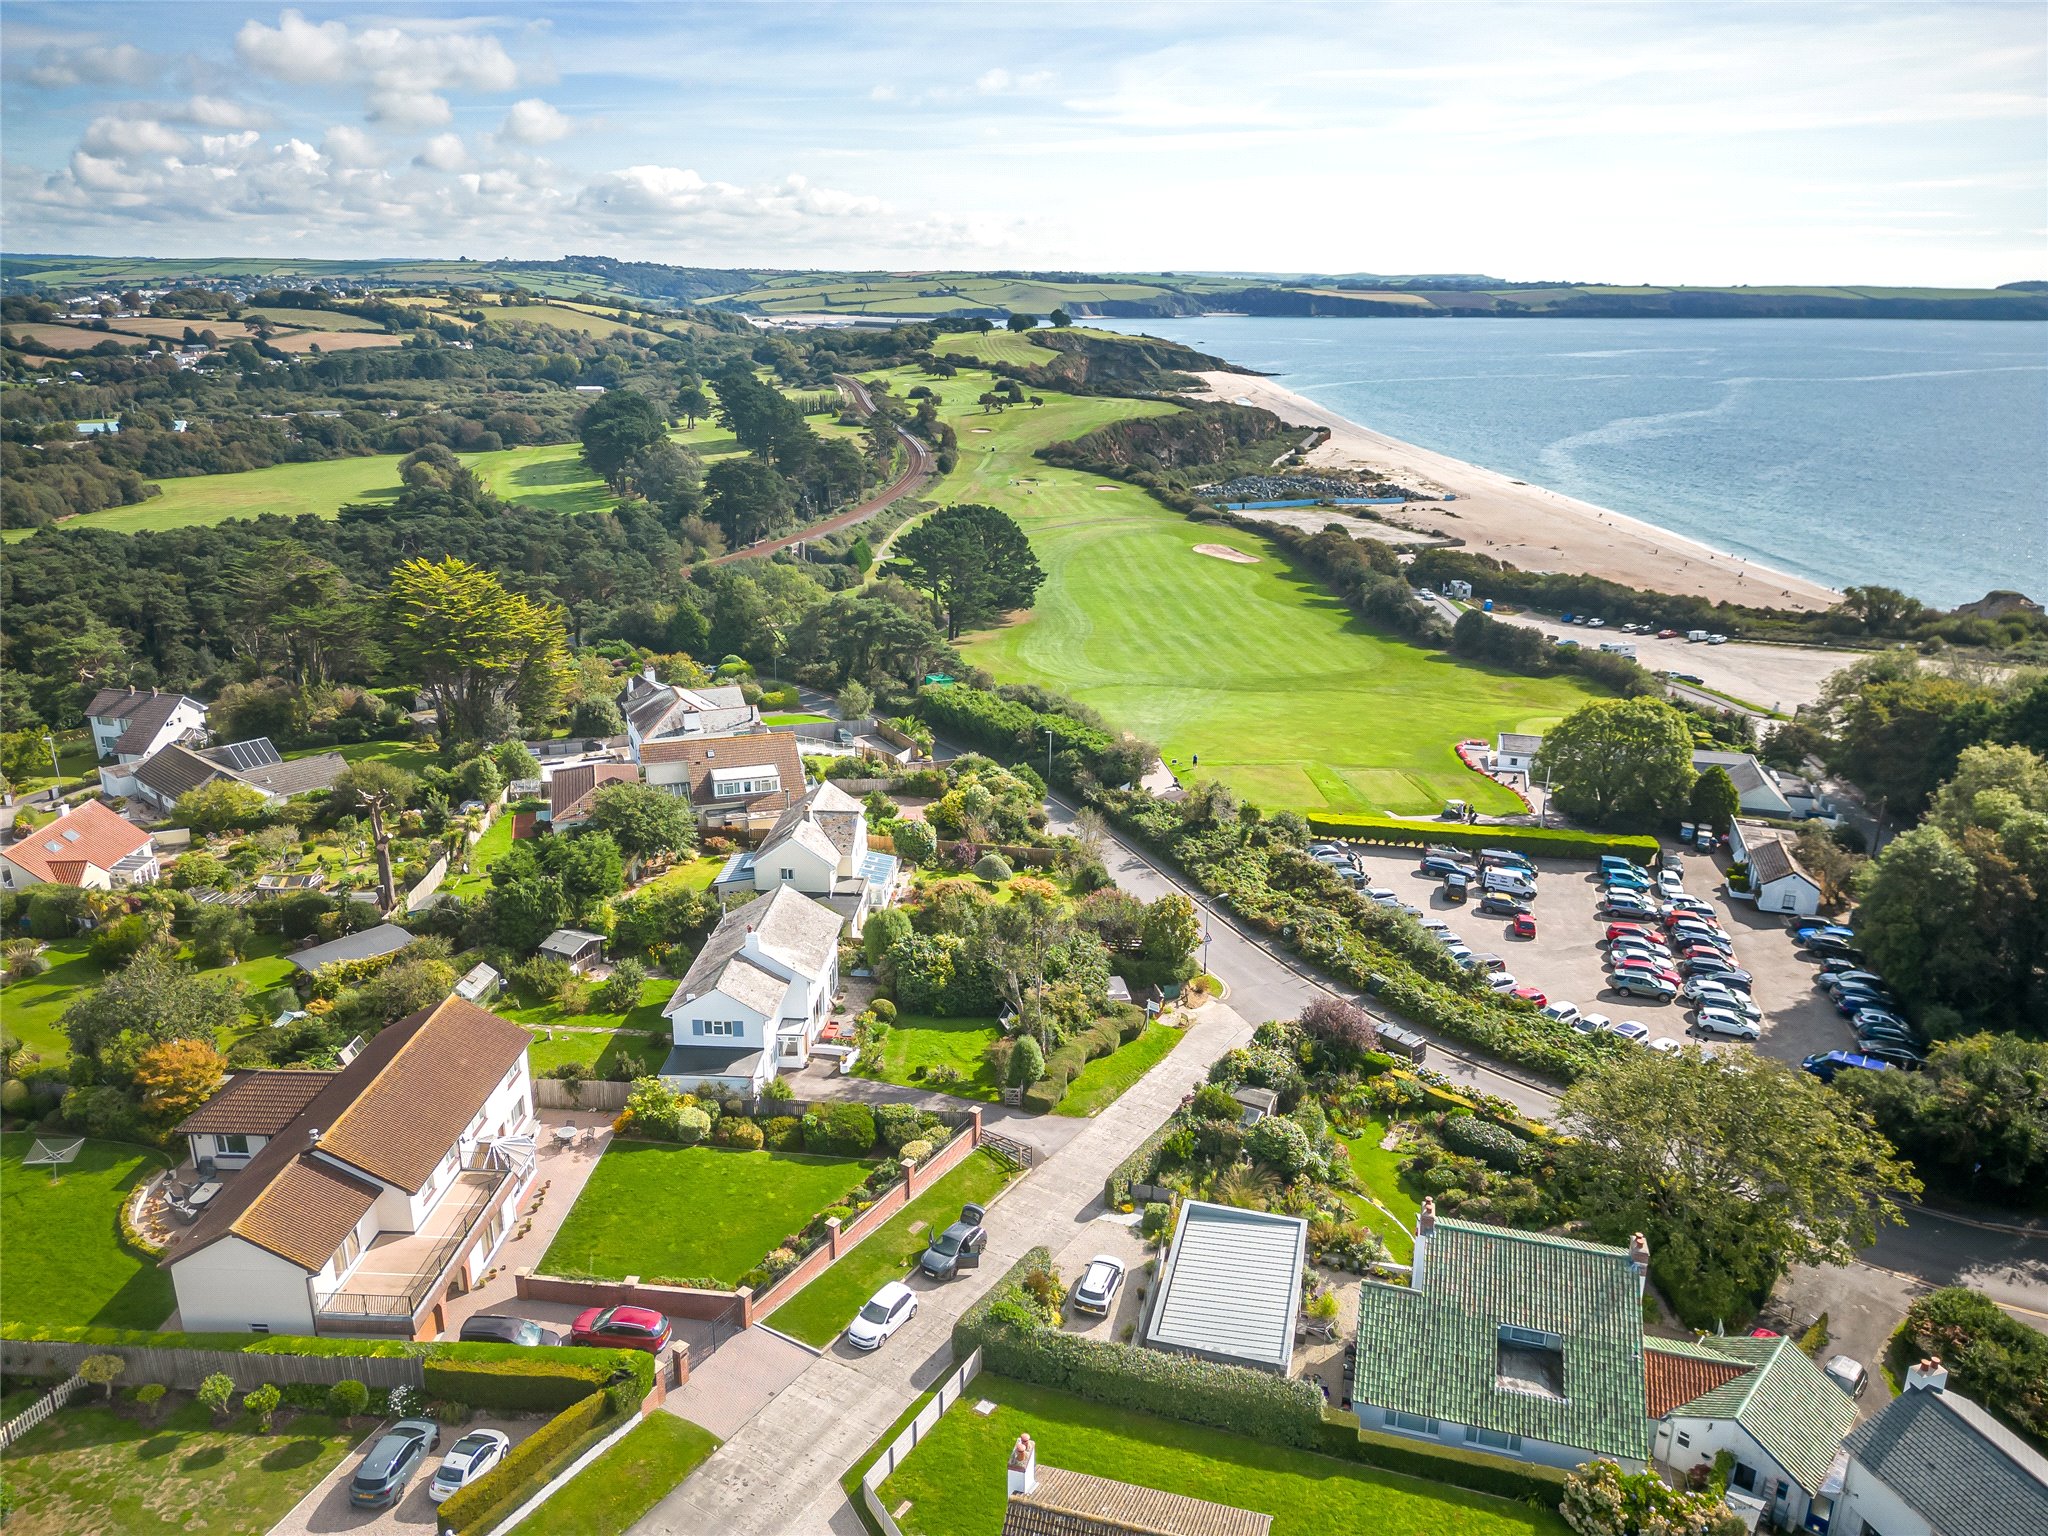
1088;315;2047;608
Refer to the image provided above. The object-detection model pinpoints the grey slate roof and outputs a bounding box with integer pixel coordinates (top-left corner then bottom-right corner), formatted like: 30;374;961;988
108;692;203;756
231;750;347;799
1498;732;1544;755
623;680;755;741
1844;1386;2048;1536
1145;1201;1305;1372
659;1042;765;1080
1664;1334;1859;1491
538;928;606;959
1738;822;1815;890
133;737;343;804
1693;750;1771;795
134;742;227;802
290;924;416;972
1352;1217;1650;1460
671;885;842;1013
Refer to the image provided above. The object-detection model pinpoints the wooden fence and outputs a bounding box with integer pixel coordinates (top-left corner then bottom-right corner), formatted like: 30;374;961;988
859;1349;983;1536
0;1374;84;1451
0;1339;424;1394
535;1078;633;1112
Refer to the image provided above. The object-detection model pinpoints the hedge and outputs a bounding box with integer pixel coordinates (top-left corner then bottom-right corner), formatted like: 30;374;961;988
421;1355;620;1414
436;1390;612;1535
0;1324;640;1374
1305;815;1661;862
802;1102;877;1156
1316;1411;1572;1501
1106;1117;1183;1208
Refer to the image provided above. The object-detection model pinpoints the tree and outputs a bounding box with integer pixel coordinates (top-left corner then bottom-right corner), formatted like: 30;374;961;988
1836;1033;2048;1205
554;831;624;917
1008;1033;1045;1087
483;875;566;952
243;1382;282;1433
192;905;253;967
328;1379;370;1424
579;388;668;488
892;819;936;866
333;760;415;913
175;779;271;836
133;1038;226;1124
197;1372;235;1421
1140;893;1201;972
385;557;569;741
586;781;696;861
703;456;796;547
675;381;711;427
894;503;1046;640
1793;822;1864;910
1049;308;1073;328
569;696;625;736
1560;1458;1743;1536
836;679;874;720
79;1354;125;1401
1006;313;1038;332
63;952;241;1079
1558;1048;1918;1325
593;957;649;1014
1535;698;1697;828
1687;766;1739;834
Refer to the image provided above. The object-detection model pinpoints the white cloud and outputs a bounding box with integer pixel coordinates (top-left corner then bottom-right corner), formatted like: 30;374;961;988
573;167;886;240
415;133;473;172
80;116;188;158
368;89;453;129
174;95;262;130
976;67;1053;96
22;43;158;89
321;125;384;169
235;8;518;123
976;68;1010;94
870;84;897;101
500;98;572;144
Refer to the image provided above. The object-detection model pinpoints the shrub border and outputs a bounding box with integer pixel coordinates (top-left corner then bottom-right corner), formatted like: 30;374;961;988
1305;815;1660;861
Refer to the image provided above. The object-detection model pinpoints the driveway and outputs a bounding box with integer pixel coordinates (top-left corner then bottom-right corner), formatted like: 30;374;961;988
1050;1214;1151;1346
268;1416;535;1536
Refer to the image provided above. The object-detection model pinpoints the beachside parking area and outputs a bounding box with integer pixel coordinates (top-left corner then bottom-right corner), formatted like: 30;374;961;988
1330;841;1862;1063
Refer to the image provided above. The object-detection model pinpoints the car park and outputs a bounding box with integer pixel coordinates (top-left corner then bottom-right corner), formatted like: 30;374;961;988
1693;1007;1760;1040
457;1315;563;1347
1802;1050;1892;1082
846;1281;917;1350
428;1429;511;1503
1511;913;1538;939
918;1203;989;1278
1070;1254;1127;1315
1478;892;1531;917
1443;872;1470;902
1540;1001;1581;1025
1604;1019;1651;1044
1612;973;1678;1001
569;1305;671;1353
350;1420;441;1509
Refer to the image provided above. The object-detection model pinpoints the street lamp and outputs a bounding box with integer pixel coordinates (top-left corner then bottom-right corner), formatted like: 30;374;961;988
41;734;60;803
1041;725;1054;784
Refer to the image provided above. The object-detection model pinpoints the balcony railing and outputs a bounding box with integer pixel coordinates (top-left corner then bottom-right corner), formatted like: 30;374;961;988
314;1169;512;1325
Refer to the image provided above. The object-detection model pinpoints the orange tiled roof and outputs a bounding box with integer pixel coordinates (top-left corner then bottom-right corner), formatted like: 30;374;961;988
1;799;150;884
1645;1345;1754;1418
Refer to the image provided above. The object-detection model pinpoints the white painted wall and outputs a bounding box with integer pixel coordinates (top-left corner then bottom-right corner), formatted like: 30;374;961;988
1655;1415;1813;1529
668;988;771;1048
172;1235;315;1334
755;836;838;895
1756;873;1821;917
185;1132;267;1169
1833;1460;1934;1536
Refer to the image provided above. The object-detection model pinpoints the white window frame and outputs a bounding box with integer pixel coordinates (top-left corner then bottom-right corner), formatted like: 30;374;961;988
692;1019;740;1038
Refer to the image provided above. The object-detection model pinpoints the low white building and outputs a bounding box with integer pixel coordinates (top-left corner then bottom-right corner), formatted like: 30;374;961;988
164;996;537;1339
85;688;208;789
660;884;843;1094
1831;1358;2048;1536
1495;733;1543;777
0;799;159;891
712;780;900;933
1730;820;1822;918
1144;1201;1306;1374
1692;750;1796;820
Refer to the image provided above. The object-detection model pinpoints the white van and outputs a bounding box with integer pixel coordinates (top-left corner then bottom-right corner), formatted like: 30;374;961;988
1483;868;1537;899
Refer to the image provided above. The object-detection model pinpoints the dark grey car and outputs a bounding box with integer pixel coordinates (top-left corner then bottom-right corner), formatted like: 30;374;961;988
918;1202;988;1278
349;1418;440;1508
458;1314;564;1347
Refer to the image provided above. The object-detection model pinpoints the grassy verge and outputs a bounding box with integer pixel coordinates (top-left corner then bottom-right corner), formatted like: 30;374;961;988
507;1413;721;1536
878;1375;1569;1536
1;1133;175;1330
765;1150;1018;1348
525;1029;668;1080
859;1015;1004;1102
1052;1024;1183;1118
1336;1120;1422;1264
539;1143;874;1287
0;1397;360;1535
842;1387;941;1536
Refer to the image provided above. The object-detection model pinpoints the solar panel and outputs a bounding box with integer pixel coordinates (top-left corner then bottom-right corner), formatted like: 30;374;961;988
206;737;283;772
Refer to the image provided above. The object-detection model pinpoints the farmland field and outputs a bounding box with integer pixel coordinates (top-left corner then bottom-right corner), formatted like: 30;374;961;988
265;329;407;353
237;305;386;330
878;362;1593;816
930;329;1064;367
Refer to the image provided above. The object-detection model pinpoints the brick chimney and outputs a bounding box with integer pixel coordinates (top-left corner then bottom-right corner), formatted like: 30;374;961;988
1411;1197;1436;1290
1006;1432;1038;1497
1906;1357;1949;1393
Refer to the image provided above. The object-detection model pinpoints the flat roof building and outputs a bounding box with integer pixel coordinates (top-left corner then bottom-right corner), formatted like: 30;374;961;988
1143;1200;1306;1374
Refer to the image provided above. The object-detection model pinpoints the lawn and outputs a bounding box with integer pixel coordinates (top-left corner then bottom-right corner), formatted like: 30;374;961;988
1;941;104;1062
524;1028;668;1081
878;363;1597;817
0;1132;176;1329
859;1014;1004;1102
637;855;728;894
441;808;521;900
499;973;673;1033
1052;1024;1183;1118
540;1142;874;1287
879;1375;1568;1536
765;1149;1018;1348
762;712;833;726
305;737;442;776
1337;1118;1423;1264
0;1398;360;1536
509;1412;720;1536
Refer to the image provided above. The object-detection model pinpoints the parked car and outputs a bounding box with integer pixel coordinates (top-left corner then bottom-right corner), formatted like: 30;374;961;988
1606;921;1661;944
1851;1007;1916;1038
351;1420;441;1509
1816;956;1865;977
1604;870;1655;891
1604;898;1659;920
1421;854;1475;880
1802;1050;1891;1082
1854;1020;1921;1050
1443;872;1470;903
1486;970;1519;992
1603;1019;1651;1043
429;1429;511;1503
846;1281;918;1351
1692;1007;1761;1040
1070;1254;1127;1316
1608;941;1671;967
1834;986;1900;1017
1613;973;1679;1001
1570;1013;1604;1034
1613;960;1681;986
1511;985;1548;1006
1600;857;1649;877
1481;869;1537;899
1857;1043;1928;1070
1540;1001;1581;1025
1480;849;1536;875
918;1203;989;1278
1657;628;1680;639
1510;913;1537;940
1649;1038;1686;1057
1664;895;1717;919
1478;892;1530;917
1823;1355;1868;1398
1365;887;1399;906
1795;923;1858;942
1820;970;1888;996
568;1305;671;1353
1670;924;1734;950
1692;988;1762;1024
1803;934;1863;960
457;1315;562;1348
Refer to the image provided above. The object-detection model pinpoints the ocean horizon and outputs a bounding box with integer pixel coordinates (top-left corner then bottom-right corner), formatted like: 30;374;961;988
1091;315;2047;608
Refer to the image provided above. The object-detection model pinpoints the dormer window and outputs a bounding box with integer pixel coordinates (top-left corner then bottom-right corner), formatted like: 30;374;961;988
1496;1325;1567;1401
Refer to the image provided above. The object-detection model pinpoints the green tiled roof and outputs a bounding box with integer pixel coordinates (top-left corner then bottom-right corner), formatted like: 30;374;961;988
1351;1218;1650;1461
1666;1335;1859;1491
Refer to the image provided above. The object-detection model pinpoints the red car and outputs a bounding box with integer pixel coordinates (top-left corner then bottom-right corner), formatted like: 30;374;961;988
1510;985;1547;1006
1606;922;1658;943
1510;914;1537;940
568;1305;671;1353
1657;629;1681;639
1614;960;1681;986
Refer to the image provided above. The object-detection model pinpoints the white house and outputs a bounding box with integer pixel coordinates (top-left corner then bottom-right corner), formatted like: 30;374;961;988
123;737;348;815
1692;750;1796;820
1831;1358;2048;1536
175;1070;332;1172
712;780;900;933
619;667;760;754
1494;733;1543;777
164;996;536;1339
85;688;208;791
660;884;843;1094
1730;820;1822;918
0;798;158;891
1647;1332;1858;1533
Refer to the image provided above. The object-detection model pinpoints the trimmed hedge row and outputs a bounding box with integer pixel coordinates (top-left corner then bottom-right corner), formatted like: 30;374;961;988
421;1355;619;1414
0;1324;646;1376
437;1390;612;1535
1315;1411;1571;1501
1305;814;1660;861
957;1247;1322;1451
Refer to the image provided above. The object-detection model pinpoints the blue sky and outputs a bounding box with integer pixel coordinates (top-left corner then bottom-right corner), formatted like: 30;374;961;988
2;2;2041;284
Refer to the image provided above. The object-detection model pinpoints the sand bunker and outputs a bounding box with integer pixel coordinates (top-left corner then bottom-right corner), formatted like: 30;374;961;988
1194;543;1260;565
1095;485;1118;490
971;427;993;433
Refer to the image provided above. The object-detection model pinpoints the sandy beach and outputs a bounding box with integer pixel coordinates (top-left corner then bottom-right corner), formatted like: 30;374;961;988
1198;371;1842;612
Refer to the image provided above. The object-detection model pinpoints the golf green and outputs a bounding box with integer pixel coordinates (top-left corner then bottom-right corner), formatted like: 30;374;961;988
877;365;1592;817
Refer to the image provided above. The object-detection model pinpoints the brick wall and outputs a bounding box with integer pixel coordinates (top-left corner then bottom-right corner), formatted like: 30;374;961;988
514;1272;754;1328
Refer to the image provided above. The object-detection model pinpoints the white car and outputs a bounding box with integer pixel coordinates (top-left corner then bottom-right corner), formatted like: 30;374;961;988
845;1281;917;1351
1366;887;1399;906
1649;1038;1685;1058
1692;1006;1760;1041
429;1429;510;1502
1691;986;1762;1023
1540;1001;1581;1026
1486;971;1518;992
1604;1018;1651;1043
1071;1254;1127;1315
1577;1012;1613;1036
